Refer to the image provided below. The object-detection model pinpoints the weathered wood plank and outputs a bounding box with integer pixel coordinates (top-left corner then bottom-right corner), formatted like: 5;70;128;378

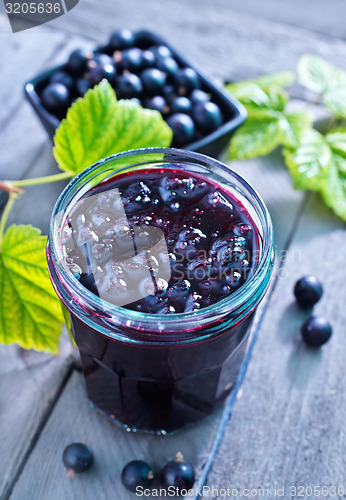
2;4;341;497
0;332;74;499
222;0;346;41
227;148;306;252
9;370;224;500
0;31;95;211
45;0;346;98
8;145;307;500
6;142;70;234
205;193;346;493
0;31;94;499
0;30;65;126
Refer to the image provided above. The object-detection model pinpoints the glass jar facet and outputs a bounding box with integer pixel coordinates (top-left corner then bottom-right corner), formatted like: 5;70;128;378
47;148;274;432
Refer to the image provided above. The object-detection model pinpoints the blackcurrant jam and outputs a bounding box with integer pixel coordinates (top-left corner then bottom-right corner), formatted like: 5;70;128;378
47;149;274;433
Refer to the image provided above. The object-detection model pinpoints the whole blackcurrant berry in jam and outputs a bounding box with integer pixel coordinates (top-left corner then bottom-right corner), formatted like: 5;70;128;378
121;460;154;492
109;29;134;51
41;83;70;112
166;113;195;147
161;458;195;491
301;316;332;347
62;443;94;474
294;275;323;308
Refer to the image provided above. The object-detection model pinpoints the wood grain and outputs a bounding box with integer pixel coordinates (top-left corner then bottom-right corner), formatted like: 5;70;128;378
44;0;346;99
9;370;224;500
7;146;307;500
206;193;346;493
0;332;74;499
2;2;346;498
0;30;86;500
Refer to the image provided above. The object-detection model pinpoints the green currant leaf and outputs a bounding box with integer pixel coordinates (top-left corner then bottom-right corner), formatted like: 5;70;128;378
323;72;346;118
251;71;295;90
298;54;346;118
297;54;336;94
279;111;312;148
226;83;288;112
0;225;64;353
321;152;346;221
283;128;331;191
228;109;282;160
226;71;294;94
53;80;172;175
325;128;346;158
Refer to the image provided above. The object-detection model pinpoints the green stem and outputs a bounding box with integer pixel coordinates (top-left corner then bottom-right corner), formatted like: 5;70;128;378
11;171;72;188
0;192;19;248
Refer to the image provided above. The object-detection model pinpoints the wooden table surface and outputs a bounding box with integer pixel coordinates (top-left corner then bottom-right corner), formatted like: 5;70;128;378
1;1;346;499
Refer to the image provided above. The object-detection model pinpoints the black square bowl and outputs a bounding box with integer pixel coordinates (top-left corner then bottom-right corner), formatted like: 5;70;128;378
24;30;247;158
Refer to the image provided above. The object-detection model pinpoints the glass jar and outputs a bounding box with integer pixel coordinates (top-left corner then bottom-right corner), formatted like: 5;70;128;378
47;148;274;433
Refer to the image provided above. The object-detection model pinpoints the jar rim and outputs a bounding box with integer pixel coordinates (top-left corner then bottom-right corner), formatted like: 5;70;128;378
48;147;274;337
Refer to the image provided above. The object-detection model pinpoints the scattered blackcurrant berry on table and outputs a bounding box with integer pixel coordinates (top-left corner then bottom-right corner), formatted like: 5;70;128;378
121;460;154;492
109;29;134;51
49;71;74;90
141;68;166;95
175;67;201;94
166;113;195;147
117;73;143;98
161;454;195;491
294;275;323;308
67;48;90;75
170;96;192;115
192;101;222;132
41;83;70;112
62;443;94;476
301;316;332;347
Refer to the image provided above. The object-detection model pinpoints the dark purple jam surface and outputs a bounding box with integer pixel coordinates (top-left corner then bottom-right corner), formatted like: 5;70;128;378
63;168;258;313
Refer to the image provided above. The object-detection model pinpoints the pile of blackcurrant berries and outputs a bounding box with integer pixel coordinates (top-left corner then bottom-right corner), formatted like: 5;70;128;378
293;275;333;347
62;443;195;494
40;29;224;147
121;454;195;494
